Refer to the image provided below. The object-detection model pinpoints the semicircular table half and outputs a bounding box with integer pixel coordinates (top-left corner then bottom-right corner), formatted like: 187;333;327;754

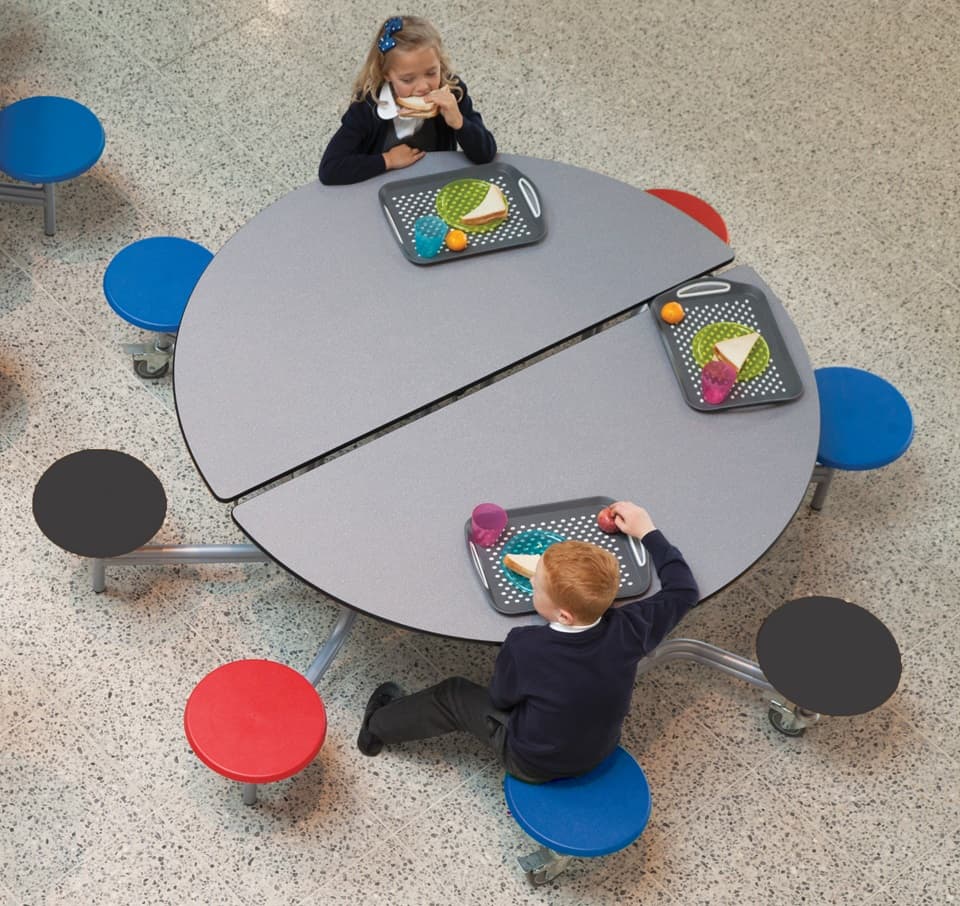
174;152;818;647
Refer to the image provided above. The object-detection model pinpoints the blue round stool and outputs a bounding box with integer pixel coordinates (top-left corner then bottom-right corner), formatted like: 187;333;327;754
0;96;105;235
503;747;652;885
103;236;213;379
810;367;914;510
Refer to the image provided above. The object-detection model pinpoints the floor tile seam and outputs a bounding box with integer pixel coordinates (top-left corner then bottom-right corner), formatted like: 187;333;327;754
0;636;59;744
0;430;40;473
692;756;875;873
642;668;787;777
67;4;257;186
885;694;960;771
855;819;960;906
839;163;958;272
3;221;184;423
46;597;212;705
124;802;251;906
366;760;502;844
310;830;427;901
150;11;262;71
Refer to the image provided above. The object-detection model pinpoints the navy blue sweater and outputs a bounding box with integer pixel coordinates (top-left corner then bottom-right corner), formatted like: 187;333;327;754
318;79;496;185
489;530;699;779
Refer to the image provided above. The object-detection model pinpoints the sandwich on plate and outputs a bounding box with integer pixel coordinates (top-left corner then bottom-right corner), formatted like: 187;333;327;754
461;183;507;225
502;553;540;579
713;332;760;372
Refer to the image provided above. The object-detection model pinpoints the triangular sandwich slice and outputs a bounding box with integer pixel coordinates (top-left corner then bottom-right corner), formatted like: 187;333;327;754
460;184;507;225
502;553;540;579
713;332;760;372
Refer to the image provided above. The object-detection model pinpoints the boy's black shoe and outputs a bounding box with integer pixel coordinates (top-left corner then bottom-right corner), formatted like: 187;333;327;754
357;682;403;756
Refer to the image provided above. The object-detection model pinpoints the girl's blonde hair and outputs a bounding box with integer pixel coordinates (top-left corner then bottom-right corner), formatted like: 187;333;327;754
351;15;462;103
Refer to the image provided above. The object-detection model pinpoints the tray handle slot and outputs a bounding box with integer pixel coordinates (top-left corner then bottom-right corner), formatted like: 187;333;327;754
626;534;648;570
468;541;489;590
383;205;404;246
677;280;731;298
517;177;541;219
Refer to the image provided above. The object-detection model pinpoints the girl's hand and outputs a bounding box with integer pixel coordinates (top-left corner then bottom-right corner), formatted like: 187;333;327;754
609;502;656;539
383;144;425;171
428;87;463;130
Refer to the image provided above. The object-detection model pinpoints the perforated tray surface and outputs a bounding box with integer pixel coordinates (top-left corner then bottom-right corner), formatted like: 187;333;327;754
651;278;804;411
379;162;546;265
465;496;652;616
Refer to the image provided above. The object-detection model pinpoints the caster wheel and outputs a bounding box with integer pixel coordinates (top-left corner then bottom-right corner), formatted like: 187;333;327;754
134;359;169;380
769;706;806;737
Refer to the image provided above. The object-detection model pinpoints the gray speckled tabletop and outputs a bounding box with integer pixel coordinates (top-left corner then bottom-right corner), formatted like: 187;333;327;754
233;266;818;644
174;152;733;500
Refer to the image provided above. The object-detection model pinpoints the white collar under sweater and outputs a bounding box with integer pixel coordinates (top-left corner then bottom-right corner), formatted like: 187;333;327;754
549;616;602;633
377;83;425;140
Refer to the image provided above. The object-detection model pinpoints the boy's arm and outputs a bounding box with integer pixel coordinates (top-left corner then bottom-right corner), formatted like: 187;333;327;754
318;104;388;185
488;636;524;710
620;529;700;654
452;80;497;165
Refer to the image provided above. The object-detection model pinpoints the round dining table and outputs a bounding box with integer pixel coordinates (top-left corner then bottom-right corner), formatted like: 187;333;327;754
174;152;733;502
173;152;817;645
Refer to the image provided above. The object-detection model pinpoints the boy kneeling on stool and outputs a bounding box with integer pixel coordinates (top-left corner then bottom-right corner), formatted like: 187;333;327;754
358;502;699;782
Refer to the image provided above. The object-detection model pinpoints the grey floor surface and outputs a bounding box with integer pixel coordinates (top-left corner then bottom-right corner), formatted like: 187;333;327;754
1;0;958;903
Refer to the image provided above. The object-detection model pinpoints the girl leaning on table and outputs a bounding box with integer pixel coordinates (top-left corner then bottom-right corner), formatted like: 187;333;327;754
318;15;497;185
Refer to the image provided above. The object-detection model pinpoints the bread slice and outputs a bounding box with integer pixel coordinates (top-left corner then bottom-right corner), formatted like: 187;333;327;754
460;183;507;225
396;95;438;118
502;553;540;579
713;332;759;371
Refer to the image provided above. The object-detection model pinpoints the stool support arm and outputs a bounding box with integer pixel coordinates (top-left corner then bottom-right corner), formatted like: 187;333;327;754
305;607;357;687
90;543;270;592
810;465;834;511
0;183;56;235
636;638;776;694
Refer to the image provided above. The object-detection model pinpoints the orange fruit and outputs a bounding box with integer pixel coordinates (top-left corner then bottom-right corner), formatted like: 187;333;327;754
660;301;685;324
445;229;468;252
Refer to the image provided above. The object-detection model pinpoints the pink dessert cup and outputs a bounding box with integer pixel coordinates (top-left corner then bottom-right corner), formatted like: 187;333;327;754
701;360;738;405
471;503;508;547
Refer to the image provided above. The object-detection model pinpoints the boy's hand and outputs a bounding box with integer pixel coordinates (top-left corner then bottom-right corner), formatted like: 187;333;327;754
428;87;463;130
609;502;656;539
383;144;425;171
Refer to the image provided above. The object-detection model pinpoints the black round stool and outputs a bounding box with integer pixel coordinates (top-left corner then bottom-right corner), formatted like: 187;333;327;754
33;450;167;558
756;596;902;736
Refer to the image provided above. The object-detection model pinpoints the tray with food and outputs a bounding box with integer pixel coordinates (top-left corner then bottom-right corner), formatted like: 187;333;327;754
651;278;804;411
464;496;652;616
379;162;546;265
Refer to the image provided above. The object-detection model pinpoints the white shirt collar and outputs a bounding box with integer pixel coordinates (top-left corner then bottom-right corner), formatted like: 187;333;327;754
376;82;399;120
377;83;423;140
549;616;602;633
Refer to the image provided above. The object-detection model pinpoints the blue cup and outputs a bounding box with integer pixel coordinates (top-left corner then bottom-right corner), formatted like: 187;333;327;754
414;215;448;258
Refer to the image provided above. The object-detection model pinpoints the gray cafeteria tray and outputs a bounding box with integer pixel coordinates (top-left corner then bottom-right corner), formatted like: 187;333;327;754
465;496;651;616
652;278;804;411
379;162;546;265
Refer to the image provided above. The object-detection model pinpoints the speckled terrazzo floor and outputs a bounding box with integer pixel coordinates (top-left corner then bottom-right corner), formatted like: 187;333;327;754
1;0;958;903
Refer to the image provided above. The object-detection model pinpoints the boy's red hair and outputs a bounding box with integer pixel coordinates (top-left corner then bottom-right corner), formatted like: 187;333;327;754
541;541;619;623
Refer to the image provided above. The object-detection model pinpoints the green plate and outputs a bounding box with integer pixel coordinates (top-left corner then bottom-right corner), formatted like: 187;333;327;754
435;179;508;234
691;322;770;382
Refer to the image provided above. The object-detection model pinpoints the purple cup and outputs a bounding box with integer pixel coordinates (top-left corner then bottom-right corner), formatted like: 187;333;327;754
471;503;508;547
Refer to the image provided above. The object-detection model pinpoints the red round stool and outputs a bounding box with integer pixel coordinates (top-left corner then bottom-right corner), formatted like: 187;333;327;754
646;188;730;243
184;659;327;805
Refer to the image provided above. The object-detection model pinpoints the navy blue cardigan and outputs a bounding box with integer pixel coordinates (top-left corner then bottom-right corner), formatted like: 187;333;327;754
489;530;700;779
318;79;496;185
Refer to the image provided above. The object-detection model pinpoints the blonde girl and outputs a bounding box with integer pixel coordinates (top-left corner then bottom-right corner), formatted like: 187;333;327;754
319;16;496;185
